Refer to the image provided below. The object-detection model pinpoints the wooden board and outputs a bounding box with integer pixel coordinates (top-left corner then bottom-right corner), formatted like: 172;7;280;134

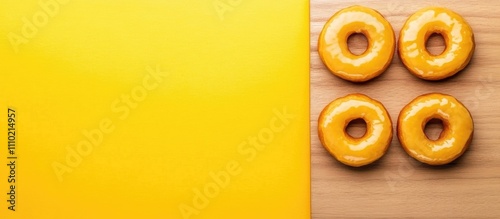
310;0;500;218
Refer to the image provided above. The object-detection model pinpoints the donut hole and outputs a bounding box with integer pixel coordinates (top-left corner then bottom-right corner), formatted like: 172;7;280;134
347;33;368;55
426;33;446;56
345;118;367;139
424;118;444;141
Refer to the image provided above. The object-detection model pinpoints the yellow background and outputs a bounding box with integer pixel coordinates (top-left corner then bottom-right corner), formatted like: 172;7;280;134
0;0;310;218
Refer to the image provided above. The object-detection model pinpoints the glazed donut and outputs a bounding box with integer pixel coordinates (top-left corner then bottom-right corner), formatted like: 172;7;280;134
397;93;474;165
399;7;475;80
318;94;392;167
318;5;395;82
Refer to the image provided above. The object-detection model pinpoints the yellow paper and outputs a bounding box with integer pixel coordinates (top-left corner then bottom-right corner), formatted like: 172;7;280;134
0;1;310;218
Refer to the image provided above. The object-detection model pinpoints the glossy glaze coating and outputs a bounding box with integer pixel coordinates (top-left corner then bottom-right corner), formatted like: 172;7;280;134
399;7;475;80
398;93;474;165
318;5;395;82
318;94;392;167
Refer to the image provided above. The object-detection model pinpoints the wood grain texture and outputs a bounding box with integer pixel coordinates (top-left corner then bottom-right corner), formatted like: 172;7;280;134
310;0;500;218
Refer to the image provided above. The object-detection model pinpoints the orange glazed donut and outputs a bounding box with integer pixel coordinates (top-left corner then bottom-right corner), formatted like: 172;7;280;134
399;7;475;80
397;93;474;165
318;94;392;167
318;5;395;82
